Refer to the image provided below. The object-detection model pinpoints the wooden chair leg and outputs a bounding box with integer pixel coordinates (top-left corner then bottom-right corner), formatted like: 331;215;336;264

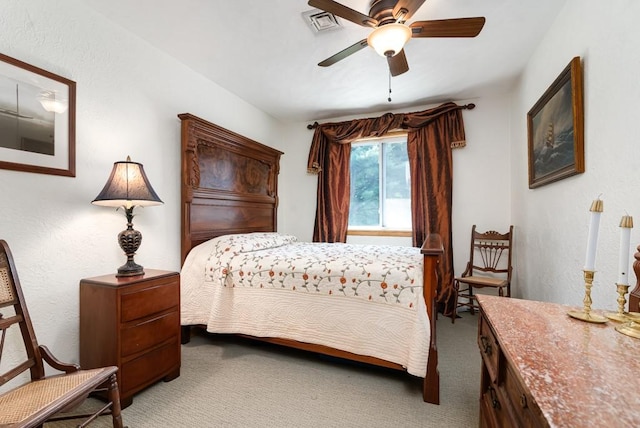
107;374;124;428
452;280;459;324
469;286;476;315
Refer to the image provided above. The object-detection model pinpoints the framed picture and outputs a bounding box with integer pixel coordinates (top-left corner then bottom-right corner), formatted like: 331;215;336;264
527;56;584;189
0;53;75;177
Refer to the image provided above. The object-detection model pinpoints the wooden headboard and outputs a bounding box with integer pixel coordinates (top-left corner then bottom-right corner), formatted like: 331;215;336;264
179;113;283;264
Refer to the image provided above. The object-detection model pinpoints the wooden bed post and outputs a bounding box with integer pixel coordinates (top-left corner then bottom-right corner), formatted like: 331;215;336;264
629;245;640;313
421;233;443;404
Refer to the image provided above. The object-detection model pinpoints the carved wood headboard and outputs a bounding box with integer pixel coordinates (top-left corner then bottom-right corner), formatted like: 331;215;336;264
179;113;283;264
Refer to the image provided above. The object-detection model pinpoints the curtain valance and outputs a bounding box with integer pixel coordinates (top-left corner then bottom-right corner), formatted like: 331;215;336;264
307;102;474;173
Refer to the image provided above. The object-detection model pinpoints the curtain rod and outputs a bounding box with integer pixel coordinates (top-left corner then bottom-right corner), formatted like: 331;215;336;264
306;103;476;129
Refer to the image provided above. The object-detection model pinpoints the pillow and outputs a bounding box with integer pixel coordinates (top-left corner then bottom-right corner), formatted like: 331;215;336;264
215;232;298;254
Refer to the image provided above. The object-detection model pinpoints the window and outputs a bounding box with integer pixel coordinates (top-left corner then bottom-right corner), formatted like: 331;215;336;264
349;134;412;232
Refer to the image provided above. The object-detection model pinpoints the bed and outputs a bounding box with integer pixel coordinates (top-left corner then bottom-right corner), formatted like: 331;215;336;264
178;113;444;404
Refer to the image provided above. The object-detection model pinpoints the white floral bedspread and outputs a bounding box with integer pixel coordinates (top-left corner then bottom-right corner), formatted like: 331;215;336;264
205;232;423;309
181;233;431;377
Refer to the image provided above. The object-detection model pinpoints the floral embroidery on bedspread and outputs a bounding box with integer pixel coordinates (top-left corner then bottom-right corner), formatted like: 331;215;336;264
203;233;423;309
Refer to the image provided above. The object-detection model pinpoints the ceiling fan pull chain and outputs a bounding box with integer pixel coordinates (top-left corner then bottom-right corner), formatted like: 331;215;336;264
388;72;392;102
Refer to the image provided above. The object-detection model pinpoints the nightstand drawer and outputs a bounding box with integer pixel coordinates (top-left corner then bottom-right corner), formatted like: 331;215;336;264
120;339;179;394
121;311;179;357
121;279;179;322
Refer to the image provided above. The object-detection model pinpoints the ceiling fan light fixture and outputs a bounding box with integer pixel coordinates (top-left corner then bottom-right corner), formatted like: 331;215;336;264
367;23;411;57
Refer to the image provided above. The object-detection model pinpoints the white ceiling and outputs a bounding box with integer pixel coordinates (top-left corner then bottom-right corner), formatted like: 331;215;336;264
84;0;565;122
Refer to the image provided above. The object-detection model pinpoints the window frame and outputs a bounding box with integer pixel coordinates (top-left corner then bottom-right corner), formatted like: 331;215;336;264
347;131;412;236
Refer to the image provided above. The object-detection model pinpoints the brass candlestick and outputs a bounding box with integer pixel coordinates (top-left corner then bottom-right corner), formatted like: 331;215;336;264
625;311;640;321
616;320;640;339
605;284;632;322
615;245;640;338
568;270;608;323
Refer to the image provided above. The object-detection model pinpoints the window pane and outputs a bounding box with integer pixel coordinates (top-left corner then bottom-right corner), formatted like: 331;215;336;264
383;142;411;228
349;143;380;226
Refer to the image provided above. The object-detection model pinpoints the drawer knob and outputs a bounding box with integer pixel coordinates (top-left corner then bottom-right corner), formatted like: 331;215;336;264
489;386;501;409
520;394;528;408
480;335;492;356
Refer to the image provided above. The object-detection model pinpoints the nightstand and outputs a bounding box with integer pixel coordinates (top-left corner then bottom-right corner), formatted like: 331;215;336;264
79;269;181;408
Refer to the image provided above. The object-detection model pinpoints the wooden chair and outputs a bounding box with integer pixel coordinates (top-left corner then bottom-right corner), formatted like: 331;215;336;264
0;240;124;428
453;225;513;323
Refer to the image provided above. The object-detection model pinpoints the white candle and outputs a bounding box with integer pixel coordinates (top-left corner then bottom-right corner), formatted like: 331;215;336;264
617;215;633;284
584;198;603;271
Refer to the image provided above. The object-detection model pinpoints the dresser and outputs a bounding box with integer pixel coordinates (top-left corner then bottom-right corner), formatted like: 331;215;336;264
477;294;640;427
80;270;181;407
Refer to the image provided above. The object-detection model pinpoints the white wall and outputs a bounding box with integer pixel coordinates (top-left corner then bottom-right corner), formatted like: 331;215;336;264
277;94;512;279
275;122;318;242
510;0;640;309
450;95;511;276
0;0;284;375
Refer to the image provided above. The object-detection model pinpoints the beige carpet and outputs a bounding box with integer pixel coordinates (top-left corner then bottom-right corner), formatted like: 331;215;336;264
46;313;480;427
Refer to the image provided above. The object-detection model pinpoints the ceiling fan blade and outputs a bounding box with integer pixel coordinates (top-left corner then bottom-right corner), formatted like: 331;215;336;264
308;0;377;27
318;39;368;67
410;17;486;38
393;0;426;22
388;50;409;77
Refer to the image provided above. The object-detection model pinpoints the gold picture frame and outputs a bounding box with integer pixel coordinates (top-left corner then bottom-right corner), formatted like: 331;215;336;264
0;52;76;177
527;56;584;189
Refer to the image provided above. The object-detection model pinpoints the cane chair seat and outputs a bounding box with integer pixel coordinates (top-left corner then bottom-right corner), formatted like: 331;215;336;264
453;225;513;323
457;276;507;288
0;367;118;426
0;239;124;428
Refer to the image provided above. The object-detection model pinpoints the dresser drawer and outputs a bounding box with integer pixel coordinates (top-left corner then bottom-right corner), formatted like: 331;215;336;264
502;363;544;428
121;279;179;322
478;314;500;383
121;311;179;357
120;339;179;394
480;385;510;428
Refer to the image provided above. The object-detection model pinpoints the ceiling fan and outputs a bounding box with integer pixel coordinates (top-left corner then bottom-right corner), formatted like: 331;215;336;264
308;0;486;76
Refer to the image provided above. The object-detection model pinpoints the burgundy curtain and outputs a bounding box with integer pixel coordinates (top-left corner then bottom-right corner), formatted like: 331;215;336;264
407;106;467;317
307;102;471;315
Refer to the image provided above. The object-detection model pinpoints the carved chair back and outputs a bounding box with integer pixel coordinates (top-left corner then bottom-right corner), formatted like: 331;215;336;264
0;239;124;427
0;240;46;386
468;225;513;282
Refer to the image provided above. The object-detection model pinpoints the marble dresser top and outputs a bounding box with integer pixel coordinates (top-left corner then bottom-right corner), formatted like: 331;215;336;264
477;295;640;427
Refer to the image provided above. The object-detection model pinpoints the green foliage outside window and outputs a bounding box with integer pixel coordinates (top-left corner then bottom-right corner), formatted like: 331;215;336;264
349;139;410;228
350;143;380;226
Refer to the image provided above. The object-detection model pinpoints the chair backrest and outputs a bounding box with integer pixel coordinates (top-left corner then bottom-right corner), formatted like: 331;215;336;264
467;225;513;280
0;239;45;388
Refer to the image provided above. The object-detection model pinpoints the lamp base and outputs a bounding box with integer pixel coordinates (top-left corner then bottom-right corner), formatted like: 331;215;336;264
116;208;144;277
116;260;144;277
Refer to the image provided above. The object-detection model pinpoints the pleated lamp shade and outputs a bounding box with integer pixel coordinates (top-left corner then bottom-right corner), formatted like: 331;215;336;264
92;156;163;208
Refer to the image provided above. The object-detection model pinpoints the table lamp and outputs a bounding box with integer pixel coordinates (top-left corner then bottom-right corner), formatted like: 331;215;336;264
92;156;163;277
